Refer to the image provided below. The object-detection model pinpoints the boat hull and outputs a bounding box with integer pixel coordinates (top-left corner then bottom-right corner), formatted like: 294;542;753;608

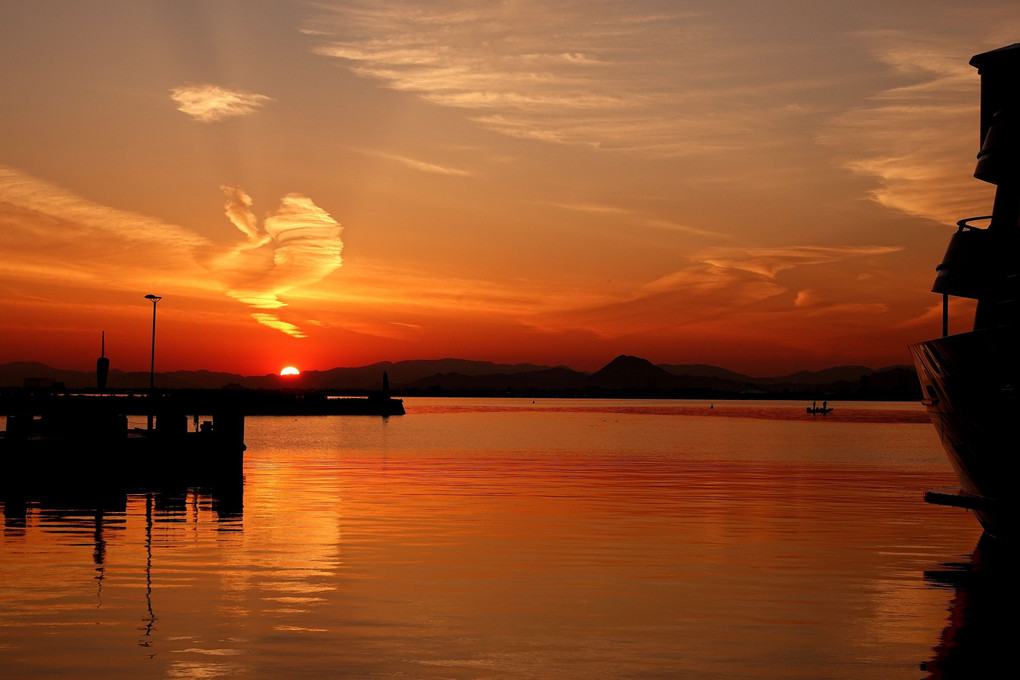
910;327;1020;539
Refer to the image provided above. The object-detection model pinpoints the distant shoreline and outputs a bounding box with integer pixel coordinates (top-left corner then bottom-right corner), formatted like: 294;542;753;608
0;355;922;402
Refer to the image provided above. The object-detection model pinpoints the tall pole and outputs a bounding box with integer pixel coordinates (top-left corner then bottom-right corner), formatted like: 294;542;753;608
942;293;949;337
145;294;161;430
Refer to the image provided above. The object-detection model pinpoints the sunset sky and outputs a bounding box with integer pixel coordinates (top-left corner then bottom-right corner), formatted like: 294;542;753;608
1;1;1016;375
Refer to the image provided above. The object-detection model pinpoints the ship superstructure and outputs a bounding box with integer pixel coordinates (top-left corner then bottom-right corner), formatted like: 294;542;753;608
911;43;1020;540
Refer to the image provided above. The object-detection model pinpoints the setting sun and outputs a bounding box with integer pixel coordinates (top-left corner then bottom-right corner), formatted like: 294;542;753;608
280;366;300;376
0;1;1008;378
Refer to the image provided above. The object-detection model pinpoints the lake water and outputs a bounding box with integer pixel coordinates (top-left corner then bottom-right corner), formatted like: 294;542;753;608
0;399;1004;679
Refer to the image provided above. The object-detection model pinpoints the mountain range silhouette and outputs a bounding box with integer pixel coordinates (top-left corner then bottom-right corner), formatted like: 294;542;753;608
0;355;921;400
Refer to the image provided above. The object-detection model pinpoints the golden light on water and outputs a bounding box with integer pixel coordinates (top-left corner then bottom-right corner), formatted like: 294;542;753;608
280;366;300;376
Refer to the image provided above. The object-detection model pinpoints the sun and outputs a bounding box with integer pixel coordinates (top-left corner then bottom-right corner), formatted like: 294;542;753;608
280;366;300;376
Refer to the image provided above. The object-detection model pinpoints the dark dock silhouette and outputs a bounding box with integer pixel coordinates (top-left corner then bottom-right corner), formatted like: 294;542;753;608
0;379;404;498
2;291;403;499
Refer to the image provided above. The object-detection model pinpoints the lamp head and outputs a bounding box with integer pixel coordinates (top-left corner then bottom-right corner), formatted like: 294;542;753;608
144;294;162;303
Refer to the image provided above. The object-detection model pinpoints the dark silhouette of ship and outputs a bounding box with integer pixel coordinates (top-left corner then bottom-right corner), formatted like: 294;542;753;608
911;43;1020;540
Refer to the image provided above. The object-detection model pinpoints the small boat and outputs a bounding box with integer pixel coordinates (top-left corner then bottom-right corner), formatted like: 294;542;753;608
807;400;832;415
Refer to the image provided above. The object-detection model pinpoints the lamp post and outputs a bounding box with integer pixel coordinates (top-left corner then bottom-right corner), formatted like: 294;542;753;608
145;294;161;430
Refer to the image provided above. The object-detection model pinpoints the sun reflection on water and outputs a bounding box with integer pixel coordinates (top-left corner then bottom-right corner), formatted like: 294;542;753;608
0;400;981;679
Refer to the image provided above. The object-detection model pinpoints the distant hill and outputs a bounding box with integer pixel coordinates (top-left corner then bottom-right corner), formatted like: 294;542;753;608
589;355;681;391
0;355;921;400
0;362;240;390
0;358;560;391
298;359;556;391
657;363;753;382
753;365;876;386
404;366;588;392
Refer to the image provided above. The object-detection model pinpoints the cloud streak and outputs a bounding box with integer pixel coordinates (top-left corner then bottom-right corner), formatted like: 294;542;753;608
170;84;273;122
694;245;902;279
365;150;474;176
549;201;724;238
306;1;816;157
0;165;209;289
822;31;1011;224
0;165;343;339
521;243;903;339
216;186;344;337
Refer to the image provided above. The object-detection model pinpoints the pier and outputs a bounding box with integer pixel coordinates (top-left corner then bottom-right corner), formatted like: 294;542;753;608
0;386;404;496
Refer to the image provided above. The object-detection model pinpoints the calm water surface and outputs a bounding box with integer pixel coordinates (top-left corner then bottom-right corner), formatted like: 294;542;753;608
0;399;996;678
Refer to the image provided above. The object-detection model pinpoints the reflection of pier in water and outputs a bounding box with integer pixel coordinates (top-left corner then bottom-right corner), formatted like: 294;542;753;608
922;536;1018;679
2;478;243;528
2;484;242;651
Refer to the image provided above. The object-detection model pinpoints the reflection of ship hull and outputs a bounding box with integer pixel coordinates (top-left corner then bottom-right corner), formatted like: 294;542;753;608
922;535;1018;679
910;327;1020;540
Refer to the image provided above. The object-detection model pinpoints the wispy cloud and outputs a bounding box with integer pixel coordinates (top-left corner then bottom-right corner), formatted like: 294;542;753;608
0;165;209;289
822;32;1003;224
640;218;723;239
893;297;976;331
364;150;474;176
0;165;342;339
215;186;344;337
695;245;902;279
305;1;815;157
250;313;308;337
312;259;561;315
305;242;902;344
549;202;630;215
520;242;902;339
170;84;273;122
549;202;724;238
1;162;909;355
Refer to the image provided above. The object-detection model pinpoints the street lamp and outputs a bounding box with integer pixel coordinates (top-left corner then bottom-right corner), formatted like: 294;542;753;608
145;294;161;430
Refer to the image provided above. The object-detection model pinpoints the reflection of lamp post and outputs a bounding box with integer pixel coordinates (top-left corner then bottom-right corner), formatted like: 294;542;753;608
145;294;161;430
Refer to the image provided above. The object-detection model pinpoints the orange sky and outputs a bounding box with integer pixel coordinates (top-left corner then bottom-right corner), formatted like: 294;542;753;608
0;1;1015;375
